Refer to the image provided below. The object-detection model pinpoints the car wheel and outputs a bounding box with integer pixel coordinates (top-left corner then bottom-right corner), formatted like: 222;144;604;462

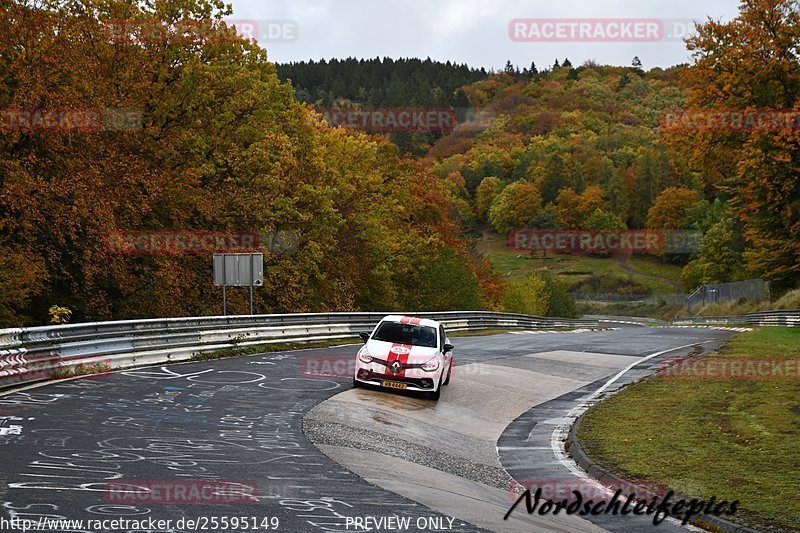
428;376;442;401
352;378;360;388
443;363;452;386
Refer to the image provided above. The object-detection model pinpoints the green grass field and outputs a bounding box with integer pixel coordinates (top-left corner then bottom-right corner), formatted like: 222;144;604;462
577;328;800;531
478;232;684;294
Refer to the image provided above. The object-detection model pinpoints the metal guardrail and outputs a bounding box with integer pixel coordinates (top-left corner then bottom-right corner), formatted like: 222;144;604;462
0;312;602;390
744;310;800;327
671;315;750;325
672;309;800;327
582;314;670;326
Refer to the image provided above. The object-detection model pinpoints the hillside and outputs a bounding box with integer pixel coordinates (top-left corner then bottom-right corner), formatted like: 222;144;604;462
429;63;691;229
422;60;799;307
274;55;800;317
276;57;487;108
277;58;489;156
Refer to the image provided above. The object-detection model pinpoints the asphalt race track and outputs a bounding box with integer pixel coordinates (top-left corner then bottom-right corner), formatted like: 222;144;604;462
0;326;734;533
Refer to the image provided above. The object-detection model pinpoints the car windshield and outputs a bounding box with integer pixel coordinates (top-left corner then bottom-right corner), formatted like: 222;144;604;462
372;322;438;348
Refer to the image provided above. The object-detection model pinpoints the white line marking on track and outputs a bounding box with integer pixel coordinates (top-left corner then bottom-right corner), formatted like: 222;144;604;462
667;326;752;332
547;341;716;532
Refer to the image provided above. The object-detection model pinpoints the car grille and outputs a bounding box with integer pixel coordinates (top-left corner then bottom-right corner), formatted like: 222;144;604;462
370;357;424;375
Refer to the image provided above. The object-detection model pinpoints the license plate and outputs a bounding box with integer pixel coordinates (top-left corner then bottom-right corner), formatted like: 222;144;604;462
382;380;407;390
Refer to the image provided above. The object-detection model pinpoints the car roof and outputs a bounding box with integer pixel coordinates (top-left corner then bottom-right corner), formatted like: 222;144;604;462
381;315;440;329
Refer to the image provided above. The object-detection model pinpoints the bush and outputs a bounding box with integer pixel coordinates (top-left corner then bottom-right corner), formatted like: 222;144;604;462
681;218;746;288
773;288;800;310
501;271;577;318
569;275;651;295
585;209;627;230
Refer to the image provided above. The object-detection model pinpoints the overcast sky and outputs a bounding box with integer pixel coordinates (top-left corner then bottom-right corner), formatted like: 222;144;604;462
226;0;741;69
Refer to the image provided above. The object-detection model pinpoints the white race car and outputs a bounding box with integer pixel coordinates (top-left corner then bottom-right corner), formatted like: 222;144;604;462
353;315;454;400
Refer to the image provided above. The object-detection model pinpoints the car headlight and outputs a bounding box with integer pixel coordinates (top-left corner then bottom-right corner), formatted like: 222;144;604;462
421;358;440;372
358;349;372;364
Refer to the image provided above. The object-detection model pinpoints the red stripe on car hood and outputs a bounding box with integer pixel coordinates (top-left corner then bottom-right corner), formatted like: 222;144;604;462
386;343;412;377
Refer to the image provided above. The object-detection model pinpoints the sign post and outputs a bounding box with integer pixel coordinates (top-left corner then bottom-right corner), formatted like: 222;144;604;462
213;253;264;315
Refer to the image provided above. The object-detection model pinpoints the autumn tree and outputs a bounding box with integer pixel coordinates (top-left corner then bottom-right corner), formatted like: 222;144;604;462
577;187;607;228
684;198;729;234
632;151;661;228
646;187;701;229
501;272;576;317
397;247;484;311
475;176;502;221
555;188;581;228
540;153;568;204
0;0;491;325
555;186;608;229
488;182;543;234
672;0;800;283
596;157;615;188
571;161;586;193
528;209;560;229
681;218;747;289
586;210;627;231
602;166;630;221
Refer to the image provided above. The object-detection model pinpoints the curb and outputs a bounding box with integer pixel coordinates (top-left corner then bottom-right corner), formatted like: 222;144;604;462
567;408;760;533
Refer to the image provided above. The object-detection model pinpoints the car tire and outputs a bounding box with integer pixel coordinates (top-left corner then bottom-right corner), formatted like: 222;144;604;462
428;376;442;401
352;378;360;389
443;363;452;386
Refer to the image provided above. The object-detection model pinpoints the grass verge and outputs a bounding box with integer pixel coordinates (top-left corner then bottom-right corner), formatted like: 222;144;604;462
50;362;112;379
576;301;685;321
450;328;581;337
576;327;800;531
478;232;683;294
189;337;360;361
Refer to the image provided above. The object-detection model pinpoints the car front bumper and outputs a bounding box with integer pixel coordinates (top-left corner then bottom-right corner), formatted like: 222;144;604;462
354;367;440;392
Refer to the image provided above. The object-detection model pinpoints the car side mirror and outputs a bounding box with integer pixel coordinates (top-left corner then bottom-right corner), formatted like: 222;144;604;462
359;332;370;343
443;343;454;353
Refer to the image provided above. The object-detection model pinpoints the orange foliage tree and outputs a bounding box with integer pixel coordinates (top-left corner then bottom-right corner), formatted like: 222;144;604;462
646;187;701;229
669;0;800;283
0;0;489;325
555;186;608;228
488;182;543;234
